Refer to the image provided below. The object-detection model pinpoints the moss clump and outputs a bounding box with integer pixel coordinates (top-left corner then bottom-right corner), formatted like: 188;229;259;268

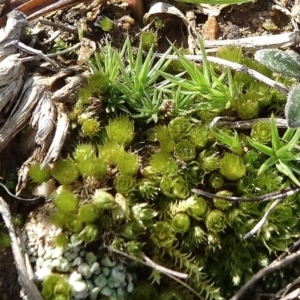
29;164;51;183
105;115;134;147
50;157;79;185
51;187;79;213
41;274;71;300
78;203;101;223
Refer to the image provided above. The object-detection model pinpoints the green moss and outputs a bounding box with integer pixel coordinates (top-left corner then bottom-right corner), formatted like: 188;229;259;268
0;232;10;247
140;31;158;51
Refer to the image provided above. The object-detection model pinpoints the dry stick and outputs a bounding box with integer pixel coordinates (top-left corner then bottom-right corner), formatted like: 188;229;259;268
230;249;300;300
273;277;300;299
105;246;188;279
212;117;288;129
154;53;289;95
279;288;300;300
242;199;283;240
104;246;203;299
0;197;43;300
39;19;98;40
278;238;300;261
191;186;300;203
0;182;39;201
203;31;300;50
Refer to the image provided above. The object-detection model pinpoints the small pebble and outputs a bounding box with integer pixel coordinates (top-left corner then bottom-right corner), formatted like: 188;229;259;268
52;247;64;259
90;287;101;300
72;257;83;266
101;256;116;267
35;267;52;281
43;249;53;260
94;273;107;289
78;263;92;279
127;281;134;293
90;262;100;275
100;286;112;297
71;281;87;293
55;257;70;272
37;243;46;257
29;256;37;263
35;257;44;267
27;247;36;256
102;267;110;277
86;279;94;291
69;271;82;283
85;252;97;265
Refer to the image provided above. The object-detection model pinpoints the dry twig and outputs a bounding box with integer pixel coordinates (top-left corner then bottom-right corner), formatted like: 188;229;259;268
0;197;43;300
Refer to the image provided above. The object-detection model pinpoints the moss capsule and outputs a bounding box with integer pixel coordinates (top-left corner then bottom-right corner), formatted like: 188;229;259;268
0;232;10;247
98;142;125;165
160;175;189;199
41;274;71;300
190;124;209;149
137;178;159;200
150;222;176;248
99;17;114;31
54;233;69;249
140;31;158;51
112;193;130;221
187;196;208;220
236;93;258;120
208;172;224;190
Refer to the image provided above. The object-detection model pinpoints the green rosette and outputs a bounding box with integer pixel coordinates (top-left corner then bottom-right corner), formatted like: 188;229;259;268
250;121;271;144
220;153;245;181
172;213;190;234
51;157;79;185
168;117;191;141
160;175;189;199
205;210;227;233
150;221;176;248
174;139;196;161
114;174;136;195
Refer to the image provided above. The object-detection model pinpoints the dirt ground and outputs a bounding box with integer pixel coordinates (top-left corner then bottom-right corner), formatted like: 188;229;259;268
0;0;297;299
